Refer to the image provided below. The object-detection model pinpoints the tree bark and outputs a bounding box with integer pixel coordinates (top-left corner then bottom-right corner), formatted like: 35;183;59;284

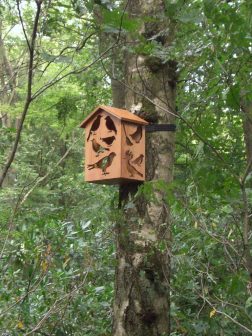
112;1;176;335
243;102;252;165
241;100;252;288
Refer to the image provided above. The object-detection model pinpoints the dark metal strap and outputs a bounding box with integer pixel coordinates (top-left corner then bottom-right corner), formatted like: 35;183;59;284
145;124;176;132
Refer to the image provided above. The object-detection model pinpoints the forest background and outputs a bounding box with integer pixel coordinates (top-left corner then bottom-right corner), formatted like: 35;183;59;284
0;0;252;335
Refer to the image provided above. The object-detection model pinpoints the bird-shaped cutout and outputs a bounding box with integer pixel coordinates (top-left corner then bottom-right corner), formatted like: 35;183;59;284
105;116;117;134
123;123;133;146
131;154;144;167
87;115;102;141
100;135;116;146
91;138;109;157
125;150;143;178
125;150;133;160
130;125;142;143
88;152;116;175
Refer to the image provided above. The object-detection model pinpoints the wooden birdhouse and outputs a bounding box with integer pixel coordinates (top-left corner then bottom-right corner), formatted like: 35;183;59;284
80;105;148;184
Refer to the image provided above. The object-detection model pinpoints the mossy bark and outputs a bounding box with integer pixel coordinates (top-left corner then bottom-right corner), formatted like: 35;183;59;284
242;101;252;286
243;102;252;165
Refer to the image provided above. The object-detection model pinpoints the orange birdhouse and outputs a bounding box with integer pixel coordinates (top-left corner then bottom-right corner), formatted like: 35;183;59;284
80;105;148;184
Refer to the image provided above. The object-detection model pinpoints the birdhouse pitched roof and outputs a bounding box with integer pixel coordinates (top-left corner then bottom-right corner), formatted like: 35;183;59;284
80;105;148;128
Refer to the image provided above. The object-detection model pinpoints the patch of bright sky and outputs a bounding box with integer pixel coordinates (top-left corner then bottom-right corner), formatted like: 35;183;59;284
10;24;23;37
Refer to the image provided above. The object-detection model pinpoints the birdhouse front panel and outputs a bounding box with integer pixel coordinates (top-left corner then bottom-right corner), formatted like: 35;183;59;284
121;121;145;181
85;111;122;183
80;105;148;184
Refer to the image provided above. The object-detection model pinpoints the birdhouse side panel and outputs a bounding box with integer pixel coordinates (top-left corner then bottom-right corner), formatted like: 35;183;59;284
121;121;145;181
84;111;122;183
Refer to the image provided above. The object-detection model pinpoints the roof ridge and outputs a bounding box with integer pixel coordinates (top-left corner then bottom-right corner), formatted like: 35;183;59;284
80;105;148;128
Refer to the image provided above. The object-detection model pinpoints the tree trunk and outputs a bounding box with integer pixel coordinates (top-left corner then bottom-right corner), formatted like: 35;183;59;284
243;102;252;165
241;100;252;288
112;1;177;335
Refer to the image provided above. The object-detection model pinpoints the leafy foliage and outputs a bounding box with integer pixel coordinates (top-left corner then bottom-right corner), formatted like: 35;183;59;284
0;0;252;335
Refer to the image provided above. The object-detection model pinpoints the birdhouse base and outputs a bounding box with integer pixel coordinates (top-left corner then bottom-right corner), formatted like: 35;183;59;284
86;177;143;185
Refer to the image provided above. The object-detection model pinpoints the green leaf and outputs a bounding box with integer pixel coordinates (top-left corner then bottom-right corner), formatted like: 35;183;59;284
226;85;240;109
177;10;204;24
101;8;141;33
95;286;105;293
203;0;217;19
245;297;252;316
81;220;92;231
41;51;72;64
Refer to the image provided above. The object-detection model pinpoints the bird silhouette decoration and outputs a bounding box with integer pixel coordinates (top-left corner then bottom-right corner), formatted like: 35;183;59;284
105;116;117;134
87;115;102;141
130;125;142;143
88;152;116;175
91;138;109;156
131;154;144;167
100;135;116;146
125;151;143;177
125;150;133;160
123;123;133;146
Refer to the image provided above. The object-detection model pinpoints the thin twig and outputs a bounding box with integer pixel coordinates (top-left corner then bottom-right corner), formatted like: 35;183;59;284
240;156;252;186
24;270;89;335
201;296;252;334
0;113;7;121
16;0;31;51
0;271;47;317
19;142;74;206
32;0;129;100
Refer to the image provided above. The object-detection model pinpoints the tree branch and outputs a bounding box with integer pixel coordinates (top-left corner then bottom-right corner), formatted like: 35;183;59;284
241;156;252;186
0;1;42;188
0;0;127;187
201;295;252;334
19;142;74;206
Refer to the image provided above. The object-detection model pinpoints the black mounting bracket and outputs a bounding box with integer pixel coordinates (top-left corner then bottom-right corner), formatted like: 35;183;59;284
145;124;176;132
